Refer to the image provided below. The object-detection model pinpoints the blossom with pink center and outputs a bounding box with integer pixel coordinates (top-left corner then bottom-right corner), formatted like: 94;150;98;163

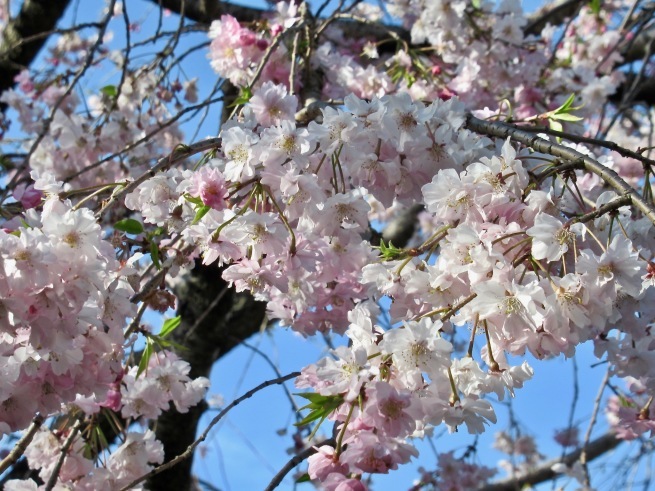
188;167;229;210
363;381;415;437
249;81;297;127
307;445;349;481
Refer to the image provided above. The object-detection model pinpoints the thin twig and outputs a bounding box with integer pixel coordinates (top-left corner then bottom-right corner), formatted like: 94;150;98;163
0;414;45;474
0;0;118;204
465;115;655;226
97;137;222;218
580;368;611;487
264;437;336;491
45;418;82;491
118;372;300;491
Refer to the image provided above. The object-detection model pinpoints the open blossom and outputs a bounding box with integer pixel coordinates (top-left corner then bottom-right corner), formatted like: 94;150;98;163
341;431;418;474
527;213;585;261
307;445;349;481
3;5;655;483
363;382;415;437
576;234;643;297
121;351;209;419
296;346;371;402
380;318;452;385
185;166;229;210
249;81;298;127
108;430;164;483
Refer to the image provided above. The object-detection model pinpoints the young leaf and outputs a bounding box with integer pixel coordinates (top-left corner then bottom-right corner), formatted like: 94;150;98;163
136;337;155;378
192;205;211;225
159;316;181;338
549;119;564;134
114;218;144;235
100;85;117;97
184;194;204;206
294;393;344;428
554;93;576;114
590;0;601;15
229;86;253;107
551;112;583;122
378;240;405;260
296;473;311;483
150;241;161;270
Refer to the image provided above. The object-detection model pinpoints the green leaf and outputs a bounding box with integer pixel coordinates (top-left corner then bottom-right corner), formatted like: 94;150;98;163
296;473;311;483
618;394;635;408
95;426;109;450
184;194;204;206
192;205;211;225
549;119;564;134
159;316;181;338
377;240;405;260
590;0;601;15
294;393;344;427
229;86;253;107
550;112;583;122
100;85;117;97
114;218;144;235
555;93;576;114
137;337;155;378
150;241;161;270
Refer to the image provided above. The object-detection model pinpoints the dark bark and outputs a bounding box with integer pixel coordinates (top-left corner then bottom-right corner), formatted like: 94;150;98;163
150;0;410;42
147;262;267;491
0;0;71;97
524;0;585;36
153;0;262;25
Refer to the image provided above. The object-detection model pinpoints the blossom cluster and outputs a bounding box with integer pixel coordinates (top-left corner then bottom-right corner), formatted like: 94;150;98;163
2;59;183;191
119;76;655;487
5;428;164;491
0;195;133;435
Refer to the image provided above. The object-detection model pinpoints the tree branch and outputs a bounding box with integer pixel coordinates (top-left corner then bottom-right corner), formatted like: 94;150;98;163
465;115;655;226
146;261;268;491
0;415;44;474
478;432;621;491
0;0;71;98
524;0;585;36
264;437;337;491
123;372;300;491
152;0;263;24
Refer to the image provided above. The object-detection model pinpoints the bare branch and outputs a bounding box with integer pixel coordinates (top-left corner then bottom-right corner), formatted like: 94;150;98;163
515;124;655;171
0;0;71;98
0;414;45;474
465;115;655;226
525;0;585;35
264;437;337;491
120;372;300;491
478;432;622;491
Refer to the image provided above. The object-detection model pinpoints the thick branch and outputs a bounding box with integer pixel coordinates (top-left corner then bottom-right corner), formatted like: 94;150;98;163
147;262;268;491
127;372;299;491
0;0;71;97
152;0;263;24
478;432;621;491
149;0;410;41
525;0;585;35
465;115;655;226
